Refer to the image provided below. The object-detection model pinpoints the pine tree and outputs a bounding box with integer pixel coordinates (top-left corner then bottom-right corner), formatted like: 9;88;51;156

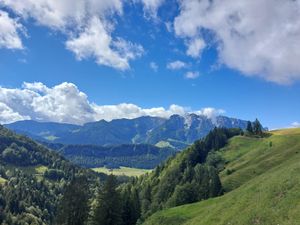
92;175;122;225
253;118;263;135
246;121;253;134
121;186;140;225
56;176;90;225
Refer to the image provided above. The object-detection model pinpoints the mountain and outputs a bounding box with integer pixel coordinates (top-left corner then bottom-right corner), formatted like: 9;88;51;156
143;128;300;225
146;114;248;145
0;125;100;224
4;120;80;142
57;116;166;145
5;114;249;149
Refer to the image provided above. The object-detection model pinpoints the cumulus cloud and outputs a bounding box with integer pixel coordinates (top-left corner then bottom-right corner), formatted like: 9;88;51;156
186;38;206;58
0;103;29;124
66;17;144;70
184;71;199;79
0;0;143;70
0;82;224;125
194;108;225;119
174;0;300;84
167;60;187;70
0;10;24;49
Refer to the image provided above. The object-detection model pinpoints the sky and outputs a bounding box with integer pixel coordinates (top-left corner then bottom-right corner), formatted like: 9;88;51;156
0;0;299;129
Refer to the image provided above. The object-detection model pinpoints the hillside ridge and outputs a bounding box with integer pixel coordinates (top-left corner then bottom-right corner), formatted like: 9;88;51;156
143;128;300;225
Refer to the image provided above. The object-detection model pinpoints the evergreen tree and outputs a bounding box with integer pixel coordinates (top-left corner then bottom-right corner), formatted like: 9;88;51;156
253;118;263;135
92;175;122;225
121;186;140;225
56;176;90;225
246;121;253;134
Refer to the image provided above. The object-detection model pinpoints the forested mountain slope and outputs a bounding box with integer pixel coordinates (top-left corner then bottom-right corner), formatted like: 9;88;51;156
0;125;100;224
121;128;243;224
143;128;300;225
58;144;176;169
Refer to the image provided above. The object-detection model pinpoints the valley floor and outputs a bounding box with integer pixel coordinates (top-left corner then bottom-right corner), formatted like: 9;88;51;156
92;166;152;177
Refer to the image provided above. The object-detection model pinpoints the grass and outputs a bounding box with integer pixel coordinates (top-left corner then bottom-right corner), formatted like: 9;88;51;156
143;128;300;225
35;165;48;174
92;166;151;177
0;177;7;185
155;141;174;148
4;164;48;181
44;135;58;141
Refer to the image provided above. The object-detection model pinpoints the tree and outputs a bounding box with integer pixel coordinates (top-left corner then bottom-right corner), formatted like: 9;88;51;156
92;175;122;225
246;121;253;134
167;183;197;207
56;176;90;225
253;119;263;135
121;185;140;225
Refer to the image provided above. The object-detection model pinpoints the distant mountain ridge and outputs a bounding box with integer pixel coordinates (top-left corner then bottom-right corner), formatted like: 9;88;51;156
5;114;249;149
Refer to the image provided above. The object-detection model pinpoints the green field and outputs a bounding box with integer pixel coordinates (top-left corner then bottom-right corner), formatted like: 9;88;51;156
144;128;300;225
0;177;7;185
93;166;151;177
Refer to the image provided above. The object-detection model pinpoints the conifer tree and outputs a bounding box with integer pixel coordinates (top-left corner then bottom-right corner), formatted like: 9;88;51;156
246;121;253;134
56;176;90;225
121;186;141;225
92;175;122;225
253;118;263;135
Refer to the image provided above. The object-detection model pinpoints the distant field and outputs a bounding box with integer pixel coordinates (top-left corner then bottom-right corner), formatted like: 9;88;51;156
271;127;300;135
92;166;151;177
0;177;7;185
4;164;48;181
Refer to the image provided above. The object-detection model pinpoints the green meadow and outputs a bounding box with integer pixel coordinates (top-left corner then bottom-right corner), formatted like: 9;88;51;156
93;166;151;177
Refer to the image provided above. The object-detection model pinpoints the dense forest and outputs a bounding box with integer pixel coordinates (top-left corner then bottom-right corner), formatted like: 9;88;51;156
0;126;104;224
47;143;176;169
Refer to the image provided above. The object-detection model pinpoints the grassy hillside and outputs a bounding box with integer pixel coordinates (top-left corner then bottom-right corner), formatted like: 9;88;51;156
144;128;300;225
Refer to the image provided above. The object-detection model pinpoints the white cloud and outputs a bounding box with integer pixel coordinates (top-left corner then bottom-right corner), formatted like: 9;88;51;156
186;38;206;58
291;122;300;128
66;17;144;70
139;0;165;18
184;71;199;79
165;21;172;32
194;108;225;119
92;103;188;122
167;60;187;70
0;0;143;70
0;10;24;49
0;102;29;124
174;0;300;84
0;82;224;125
150;62;158;72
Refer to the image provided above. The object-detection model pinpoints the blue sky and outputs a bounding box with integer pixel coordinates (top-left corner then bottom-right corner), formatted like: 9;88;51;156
0;0;299;129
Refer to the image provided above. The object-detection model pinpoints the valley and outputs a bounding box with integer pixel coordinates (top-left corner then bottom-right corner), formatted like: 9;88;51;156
0;1;298;224
1;120;299;225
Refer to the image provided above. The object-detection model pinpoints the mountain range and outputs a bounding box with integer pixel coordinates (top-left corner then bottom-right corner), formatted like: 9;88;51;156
5;114;249;149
